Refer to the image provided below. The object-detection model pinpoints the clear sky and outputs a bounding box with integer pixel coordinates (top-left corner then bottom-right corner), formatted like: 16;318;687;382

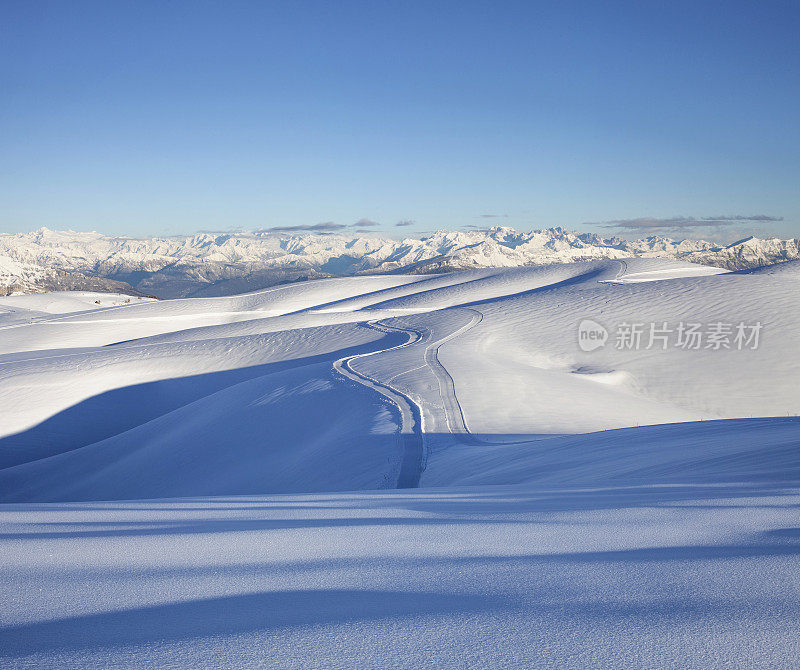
2;0;798;240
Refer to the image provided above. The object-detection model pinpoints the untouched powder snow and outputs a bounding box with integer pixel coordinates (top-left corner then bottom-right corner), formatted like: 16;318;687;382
0;291;155;315
432;262;800;434
1;475;799;668
0;258;798;667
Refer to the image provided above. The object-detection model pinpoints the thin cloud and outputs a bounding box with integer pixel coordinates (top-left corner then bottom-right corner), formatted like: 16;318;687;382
395;220;415;227
261;222;347;233
353;218;381;227
701;215;783;222
480;214;509;219
590;215;782;234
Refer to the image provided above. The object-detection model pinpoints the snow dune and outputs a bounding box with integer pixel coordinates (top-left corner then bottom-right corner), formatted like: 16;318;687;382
0;258;798;667
0;363;404;500
0;291;155;316
434;262;799;434
0;276;423;354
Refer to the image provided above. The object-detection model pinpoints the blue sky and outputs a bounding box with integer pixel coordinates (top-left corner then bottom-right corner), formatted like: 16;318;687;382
2;0;798;240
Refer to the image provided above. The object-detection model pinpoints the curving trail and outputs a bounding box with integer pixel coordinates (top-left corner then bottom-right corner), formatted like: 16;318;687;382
363;311;489;448
332;323;426;488
420;308;486;445
334;308;490;486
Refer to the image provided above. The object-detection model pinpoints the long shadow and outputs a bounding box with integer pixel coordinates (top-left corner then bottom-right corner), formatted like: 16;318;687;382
6;524;799;588
0;331;405;470
0;588;496;657
0;514;541;541
443;535;800;565
397;481;800;515
1;565;796;658
279;272;454;315
4;483;800;539
364;265;609;312
456;266;609;309
364;273;503;310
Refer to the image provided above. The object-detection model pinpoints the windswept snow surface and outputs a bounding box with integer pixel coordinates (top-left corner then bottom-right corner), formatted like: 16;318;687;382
1;259;799;668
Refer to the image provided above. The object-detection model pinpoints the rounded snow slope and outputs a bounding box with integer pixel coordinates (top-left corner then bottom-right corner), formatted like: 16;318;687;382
0;291;153;314
423;416;800;487
604;259;729;283
61;275;425;320
0;292;154;329
435;265;800;436
0;322;394;453
304;270;500;313
364;262;624;312
360;259;723;312
98;275;505;349
94;308;411;348
0;276;425;354
734;258;800;277
0;363;404;502
0;304;46;329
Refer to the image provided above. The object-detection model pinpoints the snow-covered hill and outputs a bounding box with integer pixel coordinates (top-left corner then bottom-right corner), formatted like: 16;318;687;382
2;226;798;298
0;257;797;497
1;259;798;667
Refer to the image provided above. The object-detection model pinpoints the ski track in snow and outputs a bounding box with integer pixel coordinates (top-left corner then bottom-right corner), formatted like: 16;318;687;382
333;321;426;488
360;307;539;448
420;309;485;444
337;305;510;474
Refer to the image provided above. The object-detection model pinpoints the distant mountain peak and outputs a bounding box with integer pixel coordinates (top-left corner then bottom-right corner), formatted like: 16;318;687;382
1;226;798;298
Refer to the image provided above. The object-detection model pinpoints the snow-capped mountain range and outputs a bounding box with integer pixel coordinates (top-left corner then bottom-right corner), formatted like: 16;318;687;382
1;226;798;298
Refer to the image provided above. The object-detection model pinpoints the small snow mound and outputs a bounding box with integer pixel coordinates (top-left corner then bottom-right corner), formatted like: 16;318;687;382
571;368;630;385
736;259;800;277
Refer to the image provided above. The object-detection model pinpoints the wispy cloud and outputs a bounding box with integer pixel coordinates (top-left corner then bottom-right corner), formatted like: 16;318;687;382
261;222;347;233
395;220;415;227
701;215;783;222
589;215;782;234
479;213;509;219
353;218;381;227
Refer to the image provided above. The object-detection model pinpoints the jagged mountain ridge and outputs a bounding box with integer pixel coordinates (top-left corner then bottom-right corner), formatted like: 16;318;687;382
1;226;798;298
